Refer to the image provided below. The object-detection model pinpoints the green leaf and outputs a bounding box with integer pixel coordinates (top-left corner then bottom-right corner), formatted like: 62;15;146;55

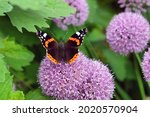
25;89;53;100
0;39;34;70
0;73;25;100
7;7;49;32
7;0;75;32
9;0;46;10
0;16;39;46
0;74;13;100
10;91;25;100
103;49;128;81
0;54;10;82
45;0;75;18
0;0;13;16
87;28;105;41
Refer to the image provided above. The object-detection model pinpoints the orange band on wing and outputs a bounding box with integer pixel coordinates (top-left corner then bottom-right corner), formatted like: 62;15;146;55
68;53;79;64
45;38;55;48
69;37;80;46
47;54;59;64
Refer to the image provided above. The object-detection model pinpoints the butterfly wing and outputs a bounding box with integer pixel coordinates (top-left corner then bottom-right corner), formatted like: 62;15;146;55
36;30;59;64
64;28;88;64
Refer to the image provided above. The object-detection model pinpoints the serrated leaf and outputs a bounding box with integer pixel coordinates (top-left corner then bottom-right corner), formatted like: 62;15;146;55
46;0;75;18
9;0;46;10
7;0;75;32
0;0;13;16
0;73;13;99
10;91;24;100
0;16;39;46
25;89;53;100
0;39;34;70
7;7;49;32
0;54;10;82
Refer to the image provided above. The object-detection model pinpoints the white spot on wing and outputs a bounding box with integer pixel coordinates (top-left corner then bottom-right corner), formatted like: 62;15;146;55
76;32;80;36
43;33;47;38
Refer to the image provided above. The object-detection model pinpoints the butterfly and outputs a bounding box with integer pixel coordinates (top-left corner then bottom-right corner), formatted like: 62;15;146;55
36;28;88;64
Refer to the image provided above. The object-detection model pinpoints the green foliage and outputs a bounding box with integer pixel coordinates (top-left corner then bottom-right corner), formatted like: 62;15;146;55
0;0;13;16
10;91;25;100
7;0;75;32
7;7;49;32
0;74;12;99
0;17;39;46
87;28;106;41
103;49;128;81
0;54;9;82
0;38;34;70
25;89;52;100
0;73;25;100
9;0;46;10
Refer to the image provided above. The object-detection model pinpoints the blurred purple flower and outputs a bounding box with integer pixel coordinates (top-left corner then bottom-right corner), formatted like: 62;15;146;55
142;48;150;82
38;52;114;100
106;12;150;55
118;0;150;13
53;0;89;30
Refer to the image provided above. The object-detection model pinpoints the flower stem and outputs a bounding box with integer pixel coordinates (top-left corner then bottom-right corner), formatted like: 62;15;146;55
115;82;132;100
135;53;141;65
134;53;145;99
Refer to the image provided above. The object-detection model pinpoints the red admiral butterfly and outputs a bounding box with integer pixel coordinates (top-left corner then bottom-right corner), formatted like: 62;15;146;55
37;28;88;64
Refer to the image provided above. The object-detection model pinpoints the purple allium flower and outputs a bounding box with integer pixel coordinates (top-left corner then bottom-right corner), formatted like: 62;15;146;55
142;48;150;82
53;0;89;30
38;52;114;100
118;0;150;13
106;12;150;55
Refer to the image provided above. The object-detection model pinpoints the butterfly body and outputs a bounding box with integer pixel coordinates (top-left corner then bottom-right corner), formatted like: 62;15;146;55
37;28;87;64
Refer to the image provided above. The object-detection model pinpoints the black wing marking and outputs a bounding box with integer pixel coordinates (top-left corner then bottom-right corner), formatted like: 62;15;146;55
36;30;57;49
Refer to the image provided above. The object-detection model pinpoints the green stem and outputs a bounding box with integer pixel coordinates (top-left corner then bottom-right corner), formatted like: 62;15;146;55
135;53;141;65
114;92;121;100
115;82;132;100
134;53;145;99
85;40;98;59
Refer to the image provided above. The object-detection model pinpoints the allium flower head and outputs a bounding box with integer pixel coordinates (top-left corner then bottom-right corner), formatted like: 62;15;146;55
38;52;114;100
53;0;89;30
142;48;150;82
118;0;150;13
106;12;150;55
